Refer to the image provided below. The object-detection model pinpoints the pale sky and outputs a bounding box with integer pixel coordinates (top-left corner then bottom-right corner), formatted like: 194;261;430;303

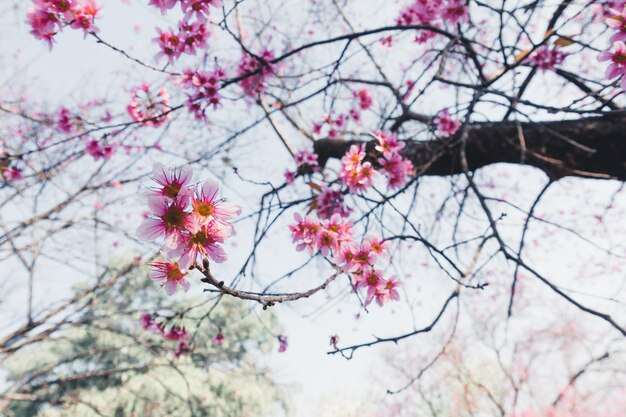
1;1;625;416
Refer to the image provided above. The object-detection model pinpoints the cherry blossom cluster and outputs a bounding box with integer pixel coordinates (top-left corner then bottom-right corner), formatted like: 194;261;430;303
374;132;414;189
283;149;319;184
153;21;210;63
340;144;377;193
339;133;414;193
27;0;101;48
127;84;172;127
85;138;114;161
354;88;372;111
396;0;468;43
0;152;23;182
289;213;400;306
140;312;190;358
599;6;626;89
237;49;275;96
529;46;566;71
435;108;461;137
312;112;347;138
180;67;225;121
57;107;74;133
289;213;353;256
312;88;373;137
137;164;241;295
315;187;352;219
595;1;626;17
149;0;220;63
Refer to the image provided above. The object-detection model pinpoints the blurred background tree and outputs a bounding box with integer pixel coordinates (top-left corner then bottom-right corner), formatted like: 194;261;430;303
0;255;287;417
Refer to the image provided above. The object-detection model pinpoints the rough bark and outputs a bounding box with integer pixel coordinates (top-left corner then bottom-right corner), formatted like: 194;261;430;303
314;112;626;181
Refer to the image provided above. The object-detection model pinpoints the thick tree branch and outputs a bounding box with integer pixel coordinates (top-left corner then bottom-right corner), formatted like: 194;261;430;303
315;112;626;181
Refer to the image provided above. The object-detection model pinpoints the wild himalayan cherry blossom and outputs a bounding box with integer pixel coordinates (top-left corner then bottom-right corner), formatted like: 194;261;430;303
374;132;414;189
340;144;377;193
598;41;626;89
606;5;626;42
148;0;219;63
283;149;320;183
180;67;224;121
127;84;172;127
529;46;566;71
57;107;74;133
354;88;373;110
27;0;102;48
149;0;177;15
436;108;461;137
149;261;190;295
277;335;288;352
289;211;399;307
295;150;319;170
85;139;114;161
1;166;23;181
212;332;225;345
181;0;222;21
237;49;275;96
138;165;240;294
146;162;193;202
396;0;468;34
283;170;295;184
153;20;210;63
312;112;347;138
316;187;352;219
140;312;191;358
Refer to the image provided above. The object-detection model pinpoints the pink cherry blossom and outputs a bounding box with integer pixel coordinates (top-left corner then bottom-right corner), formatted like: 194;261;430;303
340;144;377;193
237;49;275;96
140;312;157;330
277;335;288;352
284;170;295;184
148;0;177;15
374;132;404;158
606;6;626;42
127;84;171;127
2;167;24;181
442;0;468;24
154;27;183;63
191;179;242;228
180;0;222;21
354;88;372;110
212;332;225;345
70;0;101;36
529;46;566;71
379;153;414;189
57;107;73;133
181;67;224;121
147;163;193;202
598;41;626;88
26;0;102;47
149;261;190;295
163;325;189;341
316;187;352;219
295;150;319;170
436;108;461;137
85;139;114;161
137;196;191;249
176;218;230;269
173;340;188;358
289;213;321;254
26;7;60;48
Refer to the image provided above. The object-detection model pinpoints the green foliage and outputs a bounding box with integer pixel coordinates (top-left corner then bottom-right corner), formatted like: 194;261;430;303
2;256;286;417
